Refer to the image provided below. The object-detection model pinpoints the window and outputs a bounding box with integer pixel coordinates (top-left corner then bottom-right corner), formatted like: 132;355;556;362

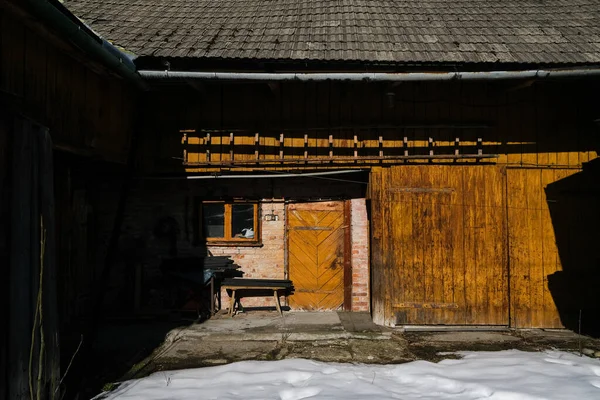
200;201;260;244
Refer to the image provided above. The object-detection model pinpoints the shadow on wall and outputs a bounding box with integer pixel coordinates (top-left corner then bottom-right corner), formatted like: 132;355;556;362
546;158;600;337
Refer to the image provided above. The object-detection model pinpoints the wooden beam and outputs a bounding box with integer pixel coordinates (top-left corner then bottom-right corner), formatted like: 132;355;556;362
197;123;491;134
184;153;499;166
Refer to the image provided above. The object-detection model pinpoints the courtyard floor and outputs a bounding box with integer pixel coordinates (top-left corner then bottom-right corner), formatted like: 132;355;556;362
119;310;600;382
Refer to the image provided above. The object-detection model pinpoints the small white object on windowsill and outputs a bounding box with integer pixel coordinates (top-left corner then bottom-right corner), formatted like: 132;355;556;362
241;228;254;238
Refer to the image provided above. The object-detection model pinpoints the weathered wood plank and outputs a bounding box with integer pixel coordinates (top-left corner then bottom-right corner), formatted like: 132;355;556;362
540;168;563;328
370;168;386;325
507;169;530;327
449;166;466;324
1;14;25;96
462;166;477;323
9;117;34;399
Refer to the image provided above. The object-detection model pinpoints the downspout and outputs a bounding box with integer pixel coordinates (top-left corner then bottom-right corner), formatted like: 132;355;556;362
138;68;600;82
23;0;148;90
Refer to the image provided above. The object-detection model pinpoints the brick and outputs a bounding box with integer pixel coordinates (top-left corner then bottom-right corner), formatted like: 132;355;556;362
350;198;370;312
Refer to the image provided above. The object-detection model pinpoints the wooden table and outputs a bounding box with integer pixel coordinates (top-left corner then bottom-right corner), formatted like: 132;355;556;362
221;279;294;316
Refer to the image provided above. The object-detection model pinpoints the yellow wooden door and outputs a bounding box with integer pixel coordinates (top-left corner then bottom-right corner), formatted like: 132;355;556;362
287;202;346;310
371;165;508;326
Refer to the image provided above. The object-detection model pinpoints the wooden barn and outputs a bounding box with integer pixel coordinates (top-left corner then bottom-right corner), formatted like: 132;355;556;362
63;0;600;331
3;1;600;397
1;0;144;398
128;77;600;329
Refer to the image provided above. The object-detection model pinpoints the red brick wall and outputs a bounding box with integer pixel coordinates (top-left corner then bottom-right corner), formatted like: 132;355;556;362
215;199;371;311
210;201;286;308
350;198;370;312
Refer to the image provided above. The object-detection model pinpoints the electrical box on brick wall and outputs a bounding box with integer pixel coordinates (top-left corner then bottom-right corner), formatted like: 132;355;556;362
264;213;279;221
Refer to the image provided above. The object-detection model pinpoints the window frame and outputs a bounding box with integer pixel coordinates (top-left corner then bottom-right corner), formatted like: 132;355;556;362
199;200;261;245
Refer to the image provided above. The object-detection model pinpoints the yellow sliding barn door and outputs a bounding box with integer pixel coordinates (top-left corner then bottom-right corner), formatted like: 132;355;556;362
371;165;508;326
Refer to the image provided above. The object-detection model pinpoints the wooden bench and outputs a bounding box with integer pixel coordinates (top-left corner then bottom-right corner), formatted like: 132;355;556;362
221;278;294;316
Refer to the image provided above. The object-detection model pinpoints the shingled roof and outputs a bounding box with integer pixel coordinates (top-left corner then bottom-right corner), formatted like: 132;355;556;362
63;0;600;67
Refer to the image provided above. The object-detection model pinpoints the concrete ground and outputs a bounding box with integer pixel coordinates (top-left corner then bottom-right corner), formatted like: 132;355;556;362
124;310;600;381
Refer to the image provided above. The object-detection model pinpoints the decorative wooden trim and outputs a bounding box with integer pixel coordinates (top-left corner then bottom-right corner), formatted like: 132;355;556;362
184;154;499;167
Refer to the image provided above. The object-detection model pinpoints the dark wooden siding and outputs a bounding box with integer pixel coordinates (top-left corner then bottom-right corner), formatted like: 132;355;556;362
0;3;137;163
0;3;139;327
142;80;597;174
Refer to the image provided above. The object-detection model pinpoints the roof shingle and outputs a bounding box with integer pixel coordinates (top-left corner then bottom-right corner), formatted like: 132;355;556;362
64;0;600;66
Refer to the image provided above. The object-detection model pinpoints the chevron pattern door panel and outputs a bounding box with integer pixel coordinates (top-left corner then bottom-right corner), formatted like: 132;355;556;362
287;202;346;310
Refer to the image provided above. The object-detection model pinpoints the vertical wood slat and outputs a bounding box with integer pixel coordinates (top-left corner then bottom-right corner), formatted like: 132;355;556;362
205;132;211;162
391;166;415;324
214;129;222;162
450;166;466;324
9;119;59;399
462;166;477;323
381;167;392;324
303;133;308;163
507;169;528;327
528;169;544;328
9;117;34;399
369;168;385;325
40;127;59;397
254;132;259;161
182;133;188;164
1;14;25;96
540;168;558;327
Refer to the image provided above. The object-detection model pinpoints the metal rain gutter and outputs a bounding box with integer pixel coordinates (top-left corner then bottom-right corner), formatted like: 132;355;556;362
138;68;600;82
25;0;148;90
140;170;368;180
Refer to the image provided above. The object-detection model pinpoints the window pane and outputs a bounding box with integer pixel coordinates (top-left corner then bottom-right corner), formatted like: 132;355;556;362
231;204;255;239
202;203;225;238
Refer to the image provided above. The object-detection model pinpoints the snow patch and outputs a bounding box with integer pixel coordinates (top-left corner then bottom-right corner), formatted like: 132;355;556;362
279;386;322;400
97;350;600;400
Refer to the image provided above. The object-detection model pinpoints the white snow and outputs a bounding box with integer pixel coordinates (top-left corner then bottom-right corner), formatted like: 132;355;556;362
97;350;600;400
